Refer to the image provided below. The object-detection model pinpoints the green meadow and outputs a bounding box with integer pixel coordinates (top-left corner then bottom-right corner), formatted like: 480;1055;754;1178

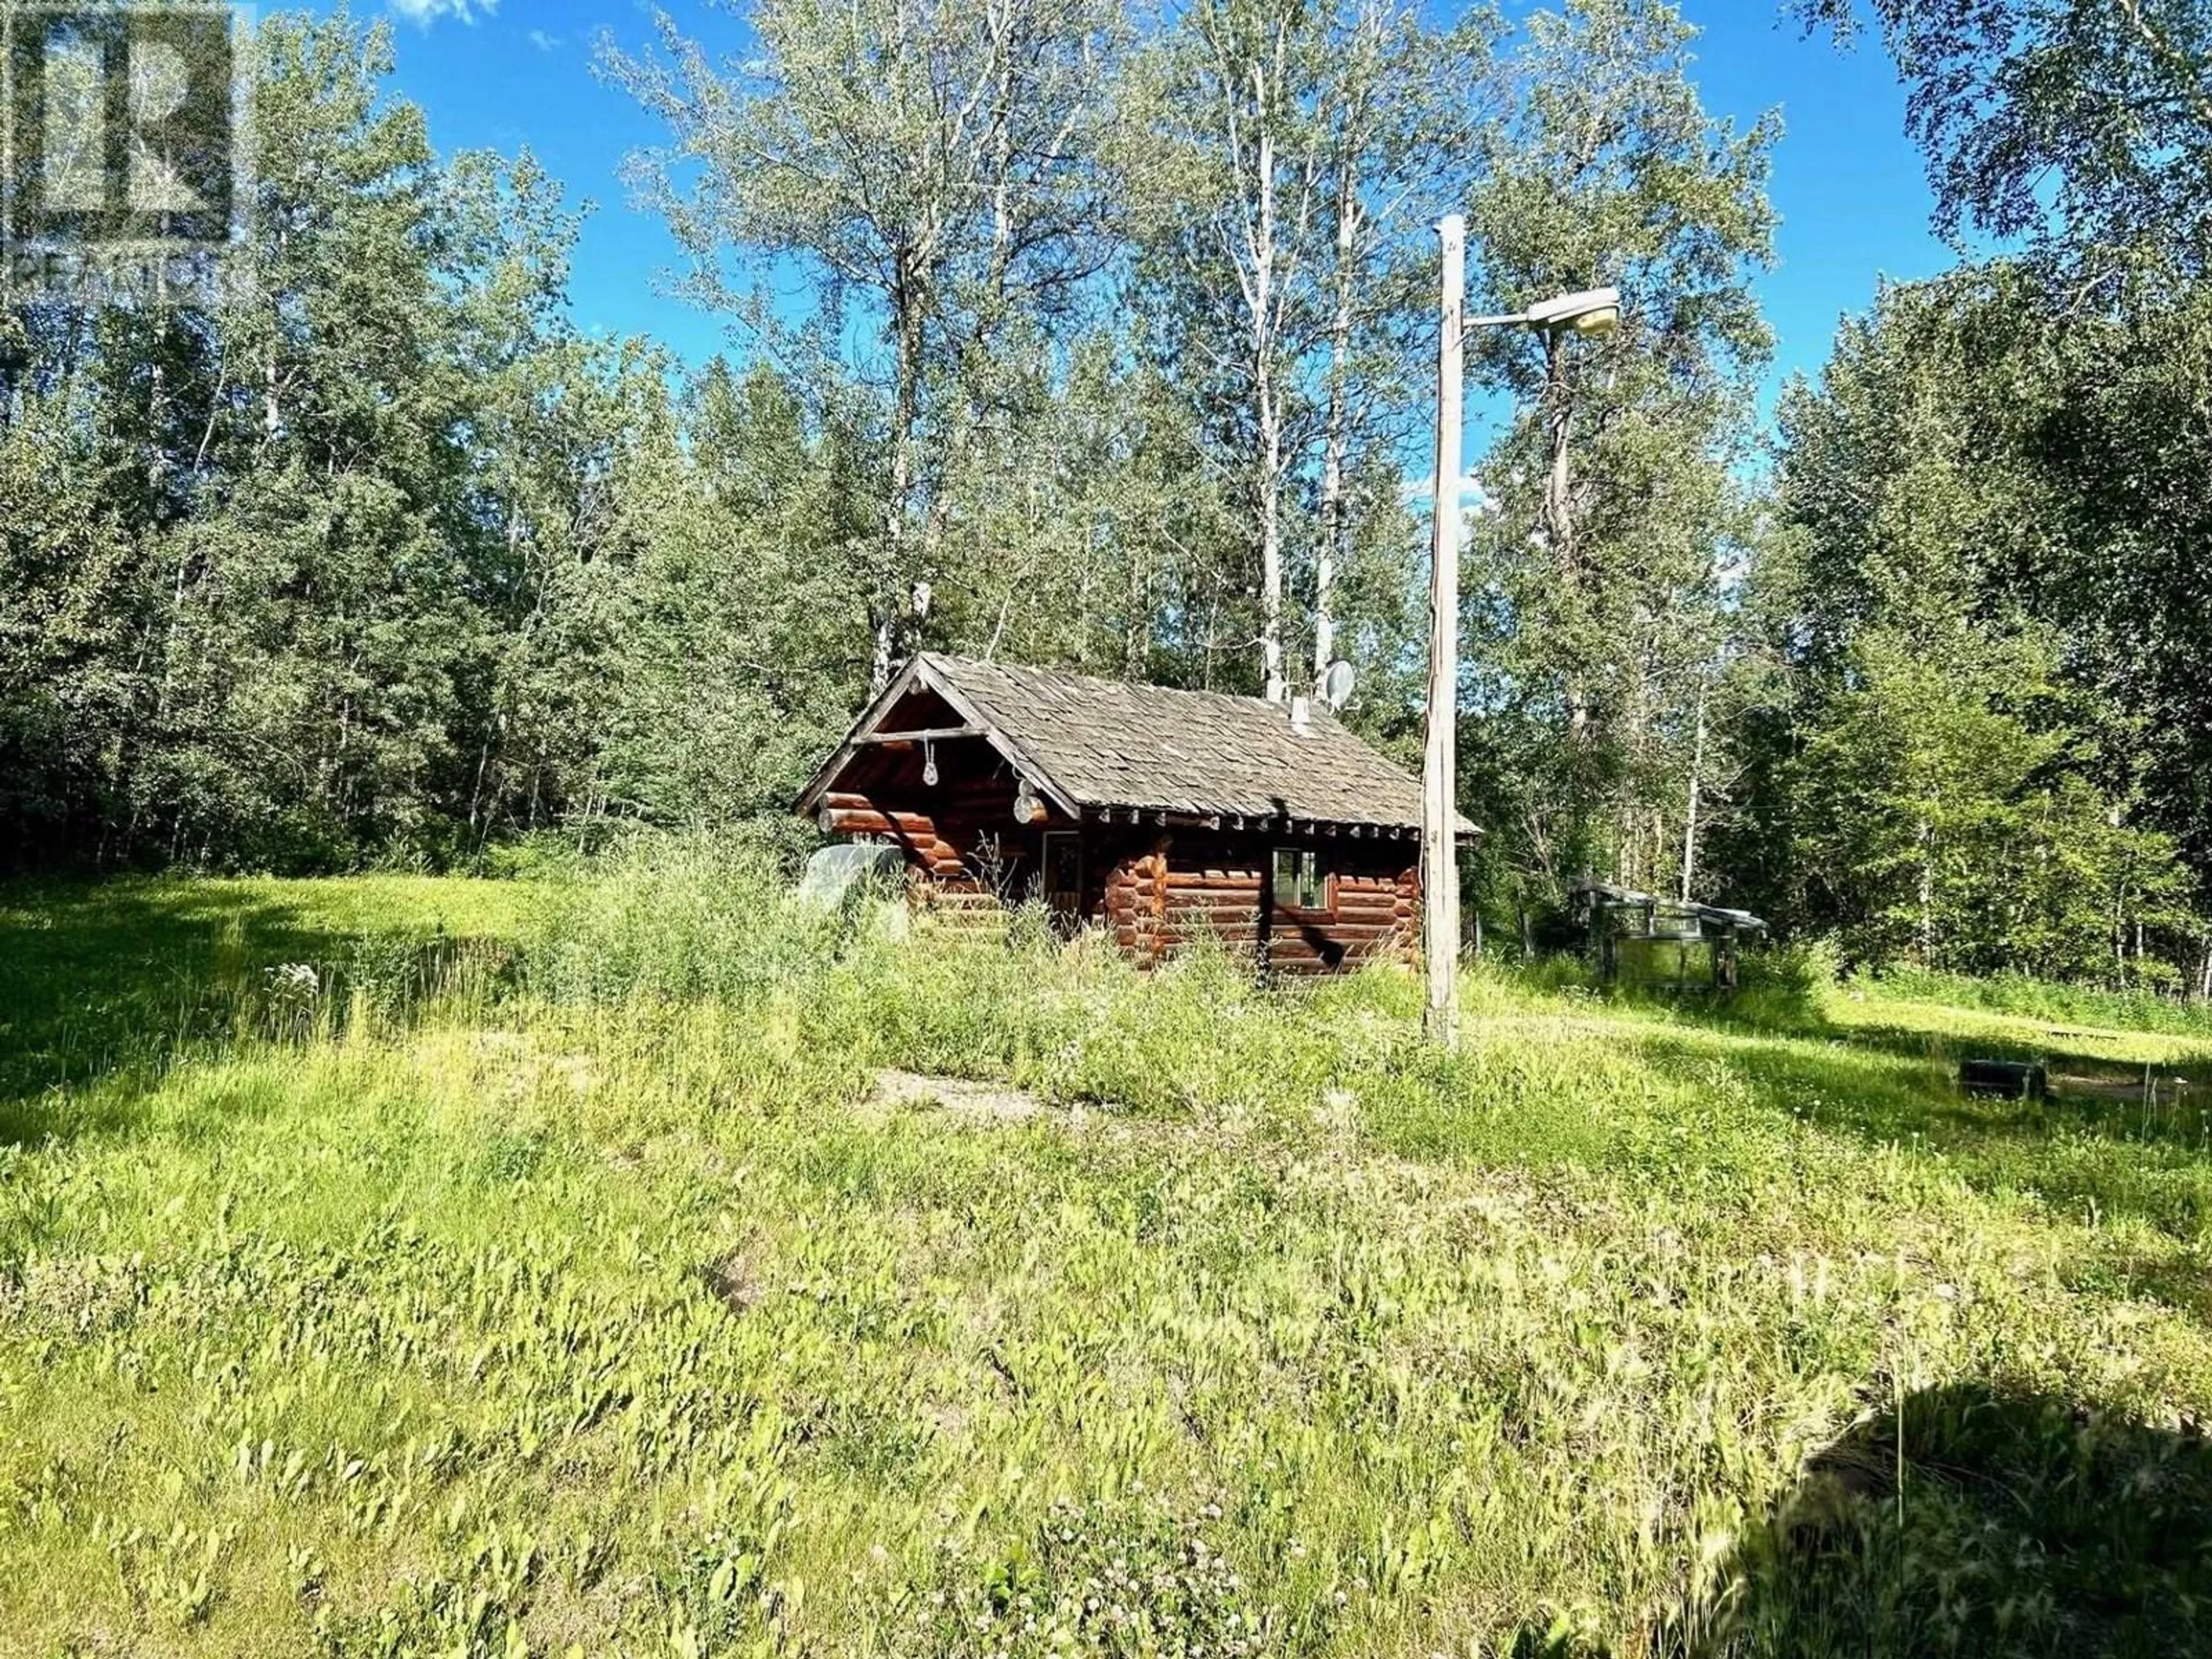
4;848;2210;1657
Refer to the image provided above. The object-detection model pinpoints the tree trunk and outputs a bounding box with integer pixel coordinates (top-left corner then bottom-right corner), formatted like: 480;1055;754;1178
1917;816;1936;963
874;264;926;694
1315;162;1358;694
1680;673;1708;902
1258;372;1285;703
1125;547;1150;679
1253;115;1286;705
1542;329;1575;562
870;610;899;695
1541;329;1592;744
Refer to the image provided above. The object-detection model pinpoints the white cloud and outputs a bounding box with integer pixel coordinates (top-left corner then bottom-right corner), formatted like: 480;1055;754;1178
528;28;562;51
388;0;498;26
1399;467;1493;516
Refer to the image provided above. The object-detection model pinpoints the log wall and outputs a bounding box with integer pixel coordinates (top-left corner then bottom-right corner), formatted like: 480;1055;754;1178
1150;833;1417;975
1101;833;1172;963
819;721;1054;934
819;791;1420;973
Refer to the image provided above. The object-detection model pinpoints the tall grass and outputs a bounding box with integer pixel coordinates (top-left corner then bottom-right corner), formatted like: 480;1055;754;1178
2;850;2209;1656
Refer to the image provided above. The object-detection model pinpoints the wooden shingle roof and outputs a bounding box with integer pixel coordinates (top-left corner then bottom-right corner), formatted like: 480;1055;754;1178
798;653;1478;835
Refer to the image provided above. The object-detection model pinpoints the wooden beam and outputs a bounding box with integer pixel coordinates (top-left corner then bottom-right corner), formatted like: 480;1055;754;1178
912;660;1082;820
790;654;929;816
854;724;987;745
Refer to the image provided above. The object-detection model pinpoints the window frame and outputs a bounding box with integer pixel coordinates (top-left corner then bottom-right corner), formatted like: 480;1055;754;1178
1270;846;1336;918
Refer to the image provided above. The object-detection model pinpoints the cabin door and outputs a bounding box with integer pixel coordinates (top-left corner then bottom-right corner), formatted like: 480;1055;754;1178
1041;831;1084;935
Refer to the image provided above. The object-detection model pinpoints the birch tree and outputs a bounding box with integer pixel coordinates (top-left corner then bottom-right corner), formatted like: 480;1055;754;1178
1143;0;1487;703
1142;0;1331;703
1309;3;1495;693
604;0;1131;690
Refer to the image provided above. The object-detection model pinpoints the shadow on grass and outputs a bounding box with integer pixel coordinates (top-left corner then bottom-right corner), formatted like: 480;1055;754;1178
1584;978;2168;1117
1665;1382;2212;1658
1634;974;2212;1100
0;880;513;1146
1633;1028;2212;1241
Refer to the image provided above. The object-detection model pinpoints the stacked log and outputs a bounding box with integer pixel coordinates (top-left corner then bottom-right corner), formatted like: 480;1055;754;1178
820;790;971;885
1128;846;1427;972
1333;873;1407;940
911;882;1009;941
1162;868;1266;949
1103;842;1170;962
1392;863;1419;963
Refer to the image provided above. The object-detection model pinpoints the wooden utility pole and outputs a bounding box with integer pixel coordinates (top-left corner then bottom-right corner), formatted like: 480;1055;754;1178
1414;256;1615;1044
1422;214;1465;1046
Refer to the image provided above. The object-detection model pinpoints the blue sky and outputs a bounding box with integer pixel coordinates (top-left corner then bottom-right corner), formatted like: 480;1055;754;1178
365;0;1957;415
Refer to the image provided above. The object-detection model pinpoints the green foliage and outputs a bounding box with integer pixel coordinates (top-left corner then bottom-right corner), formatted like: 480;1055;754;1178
1730;13;2212;992
1795;0;2212;275
0;13;893;873
1752;271;2210;985
1785;626;2184;978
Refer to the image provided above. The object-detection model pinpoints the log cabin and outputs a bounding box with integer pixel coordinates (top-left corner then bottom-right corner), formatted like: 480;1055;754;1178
794;653;1479;974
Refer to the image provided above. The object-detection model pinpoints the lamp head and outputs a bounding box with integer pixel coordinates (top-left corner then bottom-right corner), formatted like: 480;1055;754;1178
1524;286;1620;335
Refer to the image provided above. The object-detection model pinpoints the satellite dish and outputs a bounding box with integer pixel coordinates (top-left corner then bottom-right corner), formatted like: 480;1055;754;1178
1320;658;1355;711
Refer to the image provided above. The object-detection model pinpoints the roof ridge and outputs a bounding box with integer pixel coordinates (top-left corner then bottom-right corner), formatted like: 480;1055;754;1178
919;652;1347;728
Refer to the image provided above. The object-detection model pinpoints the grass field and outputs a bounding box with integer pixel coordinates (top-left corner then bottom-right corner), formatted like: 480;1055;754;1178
3;849;2210;1657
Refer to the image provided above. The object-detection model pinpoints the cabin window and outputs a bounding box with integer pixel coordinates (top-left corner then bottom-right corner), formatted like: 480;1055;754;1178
1272;847;1331;914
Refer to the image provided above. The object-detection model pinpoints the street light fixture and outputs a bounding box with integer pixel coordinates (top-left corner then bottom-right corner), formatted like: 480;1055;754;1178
1468;286;1622;335
1421;217;1619;1046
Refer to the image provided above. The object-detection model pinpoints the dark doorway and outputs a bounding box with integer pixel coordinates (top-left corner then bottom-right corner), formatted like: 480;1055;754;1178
1041;831;1084;935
